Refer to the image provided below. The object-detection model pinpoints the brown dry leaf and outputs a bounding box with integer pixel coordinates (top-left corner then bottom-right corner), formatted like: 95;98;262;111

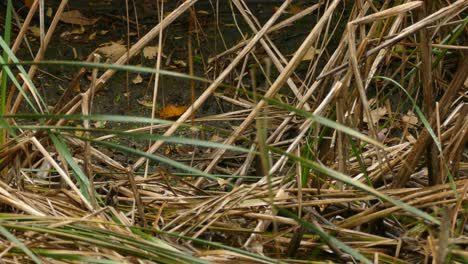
363;107;387;125
159;105;188;119
402;110;418;126
143;46;164;59
60;10;99;26
289;4;302;14
97;42;127;62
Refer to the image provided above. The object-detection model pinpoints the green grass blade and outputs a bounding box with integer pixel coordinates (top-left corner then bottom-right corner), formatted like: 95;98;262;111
5;123;251;154
48;133;92;202
0;55;39;113
0;60;213;86
76;135;232;187
1;0;13;145
0;225;42;264
0;37;48;112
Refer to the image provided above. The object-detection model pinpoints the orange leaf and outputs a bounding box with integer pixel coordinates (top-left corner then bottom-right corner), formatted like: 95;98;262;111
25;0;35;8
158;104;188;119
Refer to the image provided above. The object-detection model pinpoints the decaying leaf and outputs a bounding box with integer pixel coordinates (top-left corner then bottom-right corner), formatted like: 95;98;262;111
143;46;164;59
60;10;99;26
289;4;303;15
28;26;41;38
137;96;158;108
60;27;86;38
88;32;97;40
173;60;187;67
402;110;418;126
132;74;143;84
97;42;127;62
159;104;188;119
363;107;387;125
24;0;35;8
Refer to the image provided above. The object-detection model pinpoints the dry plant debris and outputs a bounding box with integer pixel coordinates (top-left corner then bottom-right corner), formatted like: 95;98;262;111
0;0;467;263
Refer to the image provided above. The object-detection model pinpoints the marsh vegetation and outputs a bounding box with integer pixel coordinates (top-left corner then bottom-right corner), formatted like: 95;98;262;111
0;0;467;263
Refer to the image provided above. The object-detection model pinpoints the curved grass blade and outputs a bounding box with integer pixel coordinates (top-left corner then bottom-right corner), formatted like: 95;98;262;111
261;96;386;149
373;76;441;151
276;207;372;264
374;76;459;199
7;123;251;154
271;147;440;225
0;60;214;87
4;113;174;125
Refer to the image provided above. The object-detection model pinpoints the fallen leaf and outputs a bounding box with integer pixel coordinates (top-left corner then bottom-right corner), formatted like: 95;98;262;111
28;26;41;38
60;26;86;38
60;10;99;26
88;32;97;40
132;74;143;84
363;107;387;125
94;120;107;128
143;46;162;59
25;0;34;8
209;134;223;143
402;110;418;126
159;104;188;119
74;124;84;137
289;5;302;15
173;60;187;67
137;96;158;108
47;7;53;17
97;42;127;62
302;47;321;61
